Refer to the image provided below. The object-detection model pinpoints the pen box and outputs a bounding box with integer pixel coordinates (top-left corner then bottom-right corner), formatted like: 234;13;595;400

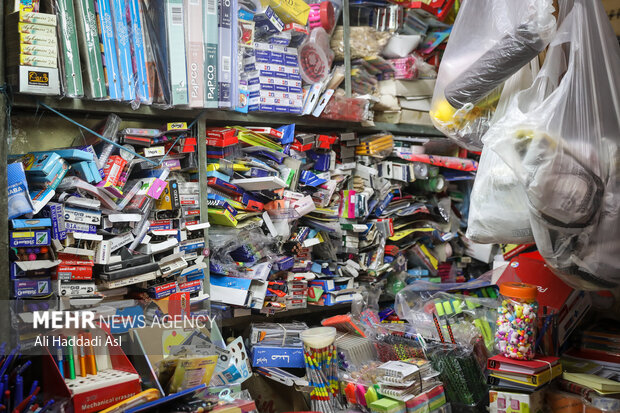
42;328;141;413
10;229;51;247
14;278;52;297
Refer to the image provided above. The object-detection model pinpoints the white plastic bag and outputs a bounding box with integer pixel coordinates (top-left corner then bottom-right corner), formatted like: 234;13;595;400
486;0;620;290
466;63;538;244
429;0;556;150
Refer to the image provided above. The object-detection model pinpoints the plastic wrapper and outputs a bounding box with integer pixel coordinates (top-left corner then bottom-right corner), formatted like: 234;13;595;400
330;26;391;60
395;290;498;352
485;0;620;290
141;0;174;108
208;228;278;276
320;91;370;122
425;343;488;408
466;63;537;244
429;0;556;150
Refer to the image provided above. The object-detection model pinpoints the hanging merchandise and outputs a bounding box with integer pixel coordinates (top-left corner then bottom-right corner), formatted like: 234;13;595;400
465;63;537;245
485;0;620;290
298;27;335;84
429;0;556;150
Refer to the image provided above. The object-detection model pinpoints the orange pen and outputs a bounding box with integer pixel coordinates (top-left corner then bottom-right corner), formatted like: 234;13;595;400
84;331;98;375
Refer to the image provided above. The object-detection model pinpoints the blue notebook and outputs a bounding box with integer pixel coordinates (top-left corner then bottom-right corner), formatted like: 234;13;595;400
127;0;150;103
95;0;122;99
110;0;137;101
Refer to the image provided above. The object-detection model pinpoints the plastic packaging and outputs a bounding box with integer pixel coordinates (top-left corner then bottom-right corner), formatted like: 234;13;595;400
466;63;537;244
429;0;556;150
485;0;620;290
330;26;391;60
298;27;334;84
396;290;498;351
495;282;538;360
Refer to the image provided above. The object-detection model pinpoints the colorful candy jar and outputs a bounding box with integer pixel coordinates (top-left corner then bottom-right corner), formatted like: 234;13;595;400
496;282;538;360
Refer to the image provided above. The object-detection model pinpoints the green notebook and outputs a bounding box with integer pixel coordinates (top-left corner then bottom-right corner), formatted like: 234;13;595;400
74;0;107;98
56;0;84;96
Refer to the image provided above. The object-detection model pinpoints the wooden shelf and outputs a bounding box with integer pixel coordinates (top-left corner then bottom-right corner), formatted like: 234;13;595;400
11;95;446;137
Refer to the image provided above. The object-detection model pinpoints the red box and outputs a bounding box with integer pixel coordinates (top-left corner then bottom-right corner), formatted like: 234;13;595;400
57;253;95;267
207;127;236;139
43;328;141;413
247;127;283;140
291;142;313;152
55;265;93;280
101;156;126;187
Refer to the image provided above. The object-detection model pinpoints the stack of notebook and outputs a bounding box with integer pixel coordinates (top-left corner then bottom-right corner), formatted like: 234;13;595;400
376;359;441;401
487;354;562;392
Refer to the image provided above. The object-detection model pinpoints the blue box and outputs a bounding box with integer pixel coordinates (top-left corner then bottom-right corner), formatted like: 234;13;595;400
251;345;305;368
11;218;51;229
10;229;51;247
13;278;52;298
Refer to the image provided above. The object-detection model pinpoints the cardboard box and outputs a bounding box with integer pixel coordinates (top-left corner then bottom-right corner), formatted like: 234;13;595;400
489;388;546;413
251;345;305;368
7;65;60;95
13;278;51;297
10;229;51;247
42;328;141;413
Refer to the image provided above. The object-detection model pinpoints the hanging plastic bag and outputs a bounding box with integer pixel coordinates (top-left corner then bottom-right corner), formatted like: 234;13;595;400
486;0;620;290
466;62;538;244
429;0;556;150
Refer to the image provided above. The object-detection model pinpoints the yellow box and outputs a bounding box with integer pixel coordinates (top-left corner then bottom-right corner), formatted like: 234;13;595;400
260;0;310;25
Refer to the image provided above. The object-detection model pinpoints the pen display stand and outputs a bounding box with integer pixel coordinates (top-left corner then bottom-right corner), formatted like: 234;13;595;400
42;328;141;413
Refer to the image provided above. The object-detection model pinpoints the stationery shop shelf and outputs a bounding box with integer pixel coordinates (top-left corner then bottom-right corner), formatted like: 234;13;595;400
220;303;352;328
11;95;445;137
219;295;394;328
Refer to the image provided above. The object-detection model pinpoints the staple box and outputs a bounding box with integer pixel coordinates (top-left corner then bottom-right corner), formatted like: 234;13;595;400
64;206;101;225
251;345;305;368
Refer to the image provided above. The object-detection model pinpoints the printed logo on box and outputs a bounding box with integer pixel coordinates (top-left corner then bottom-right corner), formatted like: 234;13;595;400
28;70;49;86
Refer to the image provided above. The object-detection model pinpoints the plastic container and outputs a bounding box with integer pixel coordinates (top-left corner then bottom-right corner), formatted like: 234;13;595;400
300;326;336;348
495;282;538;360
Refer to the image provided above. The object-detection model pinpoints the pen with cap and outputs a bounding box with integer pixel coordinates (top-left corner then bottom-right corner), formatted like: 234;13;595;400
78;334;87;378
66;337;76;380
54;346;64;378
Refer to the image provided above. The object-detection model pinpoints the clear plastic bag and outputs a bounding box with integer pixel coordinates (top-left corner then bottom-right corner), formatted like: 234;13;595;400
430;0;556;150
486;0;620;290
466;63;537;244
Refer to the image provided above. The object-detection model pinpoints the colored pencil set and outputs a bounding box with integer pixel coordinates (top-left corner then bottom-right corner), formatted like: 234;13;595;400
303;345;341;413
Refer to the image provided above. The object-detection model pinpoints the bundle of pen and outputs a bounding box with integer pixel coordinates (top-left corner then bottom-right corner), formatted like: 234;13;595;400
0;343;55;413
355;133;394;158
303;345;341;413
425;343;487;408
373;331;426;362
250;322;308;347
300;327;342;413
